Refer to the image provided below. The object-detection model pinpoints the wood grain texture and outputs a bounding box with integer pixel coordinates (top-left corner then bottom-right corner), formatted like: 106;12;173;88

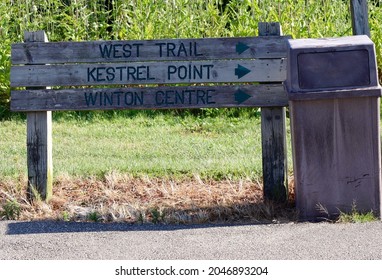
25;31;53;201
350;0;371;36
259;22;288;202
11;36;289;65
11;84;288;111
258;22;282;37
11;59;286;87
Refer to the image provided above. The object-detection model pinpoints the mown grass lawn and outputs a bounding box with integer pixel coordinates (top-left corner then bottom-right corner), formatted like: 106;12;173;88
0;113;297;224
1;113;291;180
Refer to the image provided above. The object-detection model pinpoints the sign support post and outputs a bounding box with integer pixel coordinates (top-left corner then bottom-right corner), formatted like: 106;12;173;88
259;22;288;203
25;31;53;201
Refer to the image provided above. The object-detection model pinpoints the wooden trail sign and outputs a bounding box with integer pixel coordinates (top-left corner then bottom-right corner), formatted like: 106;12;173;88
11;33;289;108
11;36;288;64
11;84;287;111
10;23;289;202
11;59;286;87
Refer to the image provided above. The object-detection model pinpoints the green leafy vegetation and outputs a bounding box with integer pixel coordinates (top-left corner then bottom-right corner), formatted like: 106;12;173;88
87;211;101;222
1;0;381;119
338;211;377;223
337;203;378;223
0;199;21;220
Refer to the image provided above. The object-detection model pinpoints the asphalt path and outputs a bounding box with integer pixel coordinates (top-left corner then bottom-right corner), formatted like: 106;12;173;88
1;220;382;260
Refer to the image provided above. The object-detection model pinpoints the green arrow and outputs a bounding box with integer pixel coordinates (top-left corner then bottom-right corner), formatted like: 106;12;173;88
235;64;251;79
235;89;251;104
236;42;249;55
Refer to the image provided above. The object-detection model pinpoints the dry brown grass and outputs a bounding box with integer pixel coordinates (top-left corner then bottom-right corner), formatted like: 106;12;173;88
0;173;297;224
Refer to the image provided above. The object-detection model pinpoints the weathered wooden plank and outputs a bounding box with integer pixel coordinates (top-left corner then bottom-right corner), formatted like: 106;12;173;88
11;36;289;65
259;22;288;203
350;0;370;37
11;84;288;111
258;22;282;37
261;106;288;201
27;111;53;201
11;59;286;87
25;31;53;202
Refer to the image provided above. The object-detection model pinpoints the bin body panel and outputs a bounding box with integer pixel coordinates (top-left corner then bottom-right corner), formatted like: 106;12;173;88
290;97;381;219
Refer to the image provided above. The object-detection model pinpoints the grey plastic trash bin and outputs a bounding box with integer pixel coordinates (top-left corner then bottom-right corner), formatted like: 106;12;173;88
285;35;382;220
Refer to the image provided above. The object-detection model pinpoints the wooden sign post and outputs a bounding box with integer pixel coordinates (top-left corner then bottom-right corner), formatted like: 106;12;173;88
259;22;288;203
24;31;53;201
11;25;289;201
350;0;370;37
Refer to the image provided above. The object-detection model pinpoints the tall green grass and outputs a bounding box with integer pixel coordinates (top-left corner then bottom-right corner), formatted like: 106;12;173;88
1;0;381;119
0;0;354;41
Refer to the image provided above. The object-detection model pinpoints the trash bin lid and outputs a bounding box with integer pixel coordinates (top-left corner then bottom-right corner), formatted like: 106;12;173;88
285;35;381;100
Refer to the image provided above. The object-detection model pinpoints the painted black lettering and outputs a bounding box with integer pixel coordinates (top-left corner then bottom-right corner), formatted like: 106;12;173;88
124;92;134;105
96;67;106;82
167;64;214;81
184;90;194;104
136;66;145;81
196;90;206;104
167;43;176;57
116;66;126;81
164;90;174;105
167;65;177;80
193;65;202;79
87;67;96;82
112;44;123;58
127;67;137;80
177;42;187;57
122;44;132;58
206;90;216;104
194;42;203;56
114;92;122;105
155;90;164;105
134;43;143;57
147;66;155;80
135;92;144;105
99;44;113;58
178;65;187;80
175;90;184;104
104;92;113;105
203;64;214;79
84;92;98;106
155;42;166;57
106;67;115;81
